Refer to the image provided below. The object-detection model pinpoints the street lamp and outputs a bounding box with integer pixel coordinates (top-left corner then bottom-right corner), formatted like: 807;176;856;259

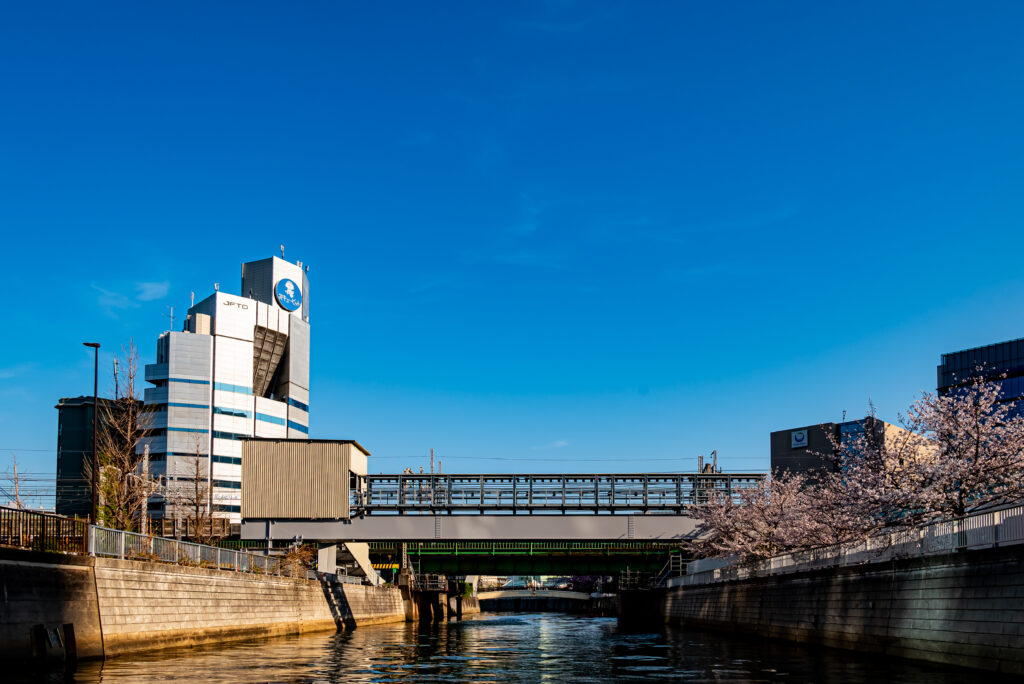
83;342;100;525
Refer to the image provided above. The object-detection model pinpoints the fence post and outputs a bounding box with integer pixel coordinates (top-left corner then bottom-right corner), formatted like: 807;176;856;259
118;530;125;560
992;510;1001;547
87;525;95;556
174;539;179;564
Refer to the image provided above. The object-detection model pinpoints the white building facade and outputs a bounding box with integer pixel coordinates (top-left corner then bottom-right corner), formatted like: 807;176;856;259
142;256;310;522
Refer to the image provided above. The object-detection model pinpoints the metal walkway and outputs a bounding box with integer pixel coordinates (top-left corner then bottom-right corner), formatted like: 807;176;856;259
352;472;764;514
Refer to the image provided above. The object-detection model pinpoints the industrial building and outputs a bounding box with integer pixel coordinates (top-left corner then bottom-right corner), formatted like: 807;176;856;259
769;416;903;477
141;255;311;523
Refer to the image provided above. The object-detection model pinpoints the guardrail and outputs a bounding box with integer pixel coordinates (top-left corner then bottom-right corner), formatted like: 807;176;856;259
319;571;371;585
89;525;307;576
0;506;87;553
678;503;1024;587
411;573;448;591
0;507;333;580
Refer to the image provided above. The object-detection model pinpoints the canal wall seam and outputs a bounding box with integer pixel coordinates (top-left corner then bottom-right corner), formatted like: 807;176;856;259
663;545;1024;675
0;548;406;660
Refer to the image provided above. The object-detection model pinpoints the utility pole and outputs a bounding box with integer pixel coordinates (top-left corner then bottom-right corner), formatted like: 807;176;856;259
140;444;150;535
12;455;22;509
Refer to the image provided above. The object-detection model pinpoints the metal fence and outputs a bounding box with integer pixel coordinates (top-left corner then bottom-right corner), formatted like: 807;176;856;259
411;573;448;591
676;503;1024;587
88;525;308;577
354;472;765;513
0;506;87;553
0;507;330;580
321;571;373;585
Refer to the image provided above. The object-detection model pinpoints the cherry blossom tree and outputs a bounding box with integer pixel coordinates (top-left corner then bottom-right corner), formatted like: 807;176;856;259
695;373;1024;562
692;472;814;561
906;377;1024;517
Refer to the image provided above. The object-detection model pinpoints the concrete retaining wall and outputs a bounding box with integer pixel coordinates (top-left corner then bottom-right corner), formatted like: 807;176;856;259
446;595;481;617
664;545;1024;675
0;549;104;659
0;548;406;660
329;583;407;627
94;557;338;656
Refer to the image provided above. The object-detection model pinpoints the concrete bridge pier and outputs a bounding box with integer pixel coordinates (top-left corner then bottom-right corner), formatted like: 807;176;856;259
397;574;417;622
415;592;446;623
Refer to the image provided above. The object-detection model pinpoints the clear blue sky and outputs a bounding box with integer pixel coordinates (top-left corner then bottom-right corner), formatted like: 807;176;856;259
3;2;1024;482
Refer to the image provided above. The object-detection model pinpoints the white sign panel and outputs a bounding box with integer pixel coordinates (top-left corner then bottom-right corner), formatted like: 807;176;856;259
791;429;809;449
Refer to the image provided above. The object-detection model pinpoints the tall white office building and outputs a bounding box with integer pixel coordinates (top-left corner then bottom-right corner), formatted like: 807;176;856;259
141;256;310;522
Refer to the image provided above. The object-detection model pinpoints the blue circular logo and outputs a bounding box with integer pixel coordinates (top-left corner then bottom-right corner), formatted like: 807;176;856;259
275;279;302;311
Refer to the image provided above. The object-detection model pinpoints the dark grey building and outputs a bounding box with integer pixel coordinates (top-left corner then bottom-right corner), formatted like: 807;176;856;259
55;395;141;518
55;396;103;518
937;337;1024;419
770;417;898;477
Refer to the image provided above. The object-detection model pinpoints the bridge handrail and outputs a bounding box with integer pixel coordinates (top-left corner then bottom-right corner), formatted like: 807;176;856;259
676;502;1024;588
353;472;765;513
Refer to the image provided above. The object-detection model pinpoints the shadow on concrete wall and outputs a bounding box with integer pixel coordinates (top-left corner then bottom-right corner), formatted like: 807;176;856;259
318;578;356;630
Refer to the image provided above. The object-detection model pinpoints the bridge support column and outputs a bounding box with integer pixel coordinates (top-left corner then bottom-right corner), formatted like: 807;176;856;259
317;544;338;575
398;572;417;622
411;591;446;623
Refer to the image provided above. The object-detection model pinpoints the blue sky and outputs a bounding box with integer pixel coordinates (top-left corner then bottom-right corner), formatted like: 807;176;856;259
3;2;1024;484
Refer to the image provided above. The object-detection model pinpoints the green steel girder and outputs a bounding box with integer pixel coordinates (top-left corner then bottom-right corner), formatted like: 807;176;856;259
368;541;689;576
368;540;685;556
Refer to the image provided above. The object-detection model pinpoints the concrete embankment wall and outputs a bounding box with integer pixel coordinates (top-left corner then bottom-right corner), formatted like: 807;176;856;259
663;545;1024;675
446;595;481;616
0;549;105;659
0;548;406;660
330;583;407;627
94;556;338;656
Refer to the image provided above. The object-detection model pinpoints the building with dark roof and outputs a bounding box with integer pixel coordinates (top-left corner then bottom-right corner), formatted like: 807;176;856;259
937;337;1024;419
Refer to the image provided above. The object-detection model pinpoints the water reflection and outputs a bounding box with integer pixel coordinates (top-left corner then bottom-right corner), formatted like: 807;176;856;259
14;613;1015;683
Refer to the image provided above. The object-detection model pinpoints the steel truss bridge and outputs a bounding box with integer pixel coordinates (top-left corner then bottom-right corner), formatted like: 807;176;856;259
352;472;764;515
241;472;764;544
368;540;687;575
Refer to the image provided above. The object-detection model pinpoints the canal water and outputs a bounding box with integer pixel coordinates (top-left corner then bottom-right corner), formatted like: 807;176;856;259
20;613;1014;682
